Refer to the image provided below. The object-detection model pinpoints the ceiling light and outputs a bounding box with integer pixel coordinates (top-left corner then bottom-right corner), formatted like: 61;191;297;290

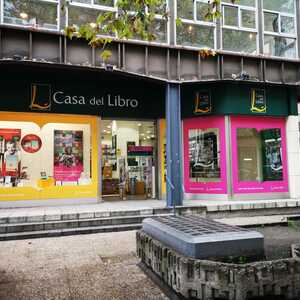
141;133;145;136
147;136;151;139
138;123;142;126
151;135;155;138
20;12;28;19
147;130;151;134
107;125;111;129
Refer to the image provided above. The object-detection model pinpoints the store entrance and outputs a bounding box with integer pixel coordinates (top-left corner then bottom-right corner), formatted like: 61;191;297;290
101;120;157;200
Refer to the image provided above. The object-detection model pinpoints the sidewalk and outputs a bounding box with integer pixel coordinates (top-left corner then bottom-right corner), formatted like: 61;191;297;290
0;198;299;220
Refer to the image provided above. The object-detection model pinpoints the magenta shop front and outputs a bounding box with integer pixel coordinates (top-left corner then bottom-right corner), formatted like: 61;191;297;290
181;83;297;200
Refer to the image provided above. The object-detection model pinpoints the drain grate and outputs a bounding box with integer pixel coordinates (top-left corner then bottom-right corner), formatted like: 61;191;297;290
142;215;264;259
155;215;249;236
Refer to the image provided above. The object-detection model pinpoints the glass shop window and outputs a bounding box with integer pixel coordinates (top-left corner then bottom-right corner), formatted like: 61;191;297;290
263;0;297;58
3;0;58;30
237;128;283;182
188;128;221;182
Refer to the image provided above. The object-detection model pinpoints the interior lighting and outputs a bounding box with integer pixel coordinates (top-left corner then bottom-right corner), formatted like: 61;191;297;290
138;123;142;126
243;158;253;161
249;33;253;40
147;130;151;134
141;133;145;136
90;23;97;28
188;25;193;33
147;136;151;139
20;12;28;19
107;125;111;129
151;135;155;138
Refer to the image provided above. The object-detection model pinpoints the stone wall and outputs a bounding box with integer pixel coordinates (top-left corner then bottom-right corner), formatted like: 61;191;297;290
137;231;300;300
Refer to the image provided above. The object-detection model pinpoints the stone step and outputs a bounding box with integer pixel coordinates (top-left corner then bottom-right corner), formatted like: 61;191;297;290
0;223;142;241
0;214;170;234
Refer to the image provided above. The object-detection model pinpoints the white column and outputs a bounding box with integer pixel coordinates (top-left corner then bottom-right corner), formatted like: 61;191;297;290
286;115;300;199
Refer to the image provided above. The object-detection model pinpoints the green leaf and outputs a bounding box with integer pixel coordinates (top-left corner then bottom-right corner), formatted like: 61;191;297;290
100;50;112;62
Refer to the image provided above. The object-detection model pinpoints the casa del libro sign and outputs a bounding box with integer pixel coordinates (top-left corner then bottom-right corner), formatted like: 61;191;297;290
29;83;139;112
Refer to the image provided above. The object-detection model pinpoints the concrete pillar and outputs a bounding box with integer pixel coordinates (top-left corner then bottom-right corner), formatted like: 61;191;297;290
286;115;300;199
166;83;183;207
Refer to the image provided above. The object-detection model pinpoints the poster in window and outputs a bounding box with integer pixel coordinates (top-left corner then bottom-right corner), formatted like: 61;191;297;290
54;130;83;182
0;129;21;183
188;128;220;182
261;128;283;181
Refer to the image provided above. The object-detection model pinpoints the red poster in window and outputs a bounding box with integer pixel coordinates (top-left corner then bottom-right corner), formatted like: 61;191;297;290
0;129;21;178
21;134;42;153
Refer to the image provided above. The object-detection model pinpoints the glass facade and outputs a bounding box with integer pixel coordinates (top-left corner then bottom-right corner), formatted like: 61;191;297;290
221;0;257;54
263;0;297;58
0;0;298;58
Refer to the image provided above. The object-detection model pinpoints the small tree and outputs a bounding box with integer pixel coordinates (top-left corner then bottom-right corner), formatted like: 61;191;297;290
65;0;236;62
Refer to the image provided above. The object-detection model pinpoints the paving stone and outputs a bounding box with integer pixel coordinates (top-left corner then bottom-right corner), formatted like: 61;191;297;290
94;211;111;218
78;212;95;219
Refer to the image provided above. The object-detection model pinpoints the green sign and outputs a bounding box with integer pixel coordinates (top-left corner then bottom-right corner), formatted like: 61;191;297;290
250;89;266;113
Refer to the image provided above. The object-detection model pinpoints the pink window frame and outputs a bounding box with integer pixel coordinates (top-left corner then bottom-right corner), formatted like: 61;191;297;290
231;116;288;194
183;116;227;194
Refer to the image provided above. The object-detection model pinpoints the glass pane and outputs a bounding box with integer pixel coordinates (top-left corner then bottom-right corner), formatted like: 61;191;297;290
188;128;221;182
149;1;166;15
196;2;210;22
241;9;256;29
261;129;283;181
222;29;257;54
71;0;92;4
3;0;58;30
222;0;256;7
177;24;215;48
68;5;114;36
223;6;238;27
94;0;114;7
151;19;167;43
264;12;279;32
237;128;262;182
177;0;193;20
263;35;296;58
263;0;294;14
281;16;295;34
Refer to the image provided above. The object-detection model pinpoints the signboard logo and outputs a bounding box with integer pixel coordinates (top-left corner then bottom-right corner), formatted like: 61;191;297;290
194;91;211;114
30;83;51;111
251;88;266;113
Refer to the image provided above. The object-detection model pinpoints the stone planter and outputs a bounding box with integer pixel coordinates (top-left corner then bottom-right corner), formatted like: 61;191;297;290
137;231;300;300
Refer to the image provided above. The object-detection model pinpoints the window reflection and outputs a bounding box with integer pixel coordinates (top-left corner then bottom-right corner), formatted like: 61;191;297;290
189;128;221;182
3;0;58;30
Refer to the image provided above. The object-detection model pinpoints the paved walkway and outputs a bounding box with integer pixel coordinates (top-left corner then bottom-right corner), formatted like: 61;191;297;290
0;198;299;220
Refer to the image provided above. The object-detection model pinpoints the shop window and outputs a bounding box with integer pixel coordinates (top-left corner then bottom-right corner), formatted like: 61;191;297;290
221;0;257;54
263;0;297;58
183;117;227;194
3;0;58;30
0;121;92;189
176;0;215;49
237;128;283;182
188;128;221;182
231;116;288;194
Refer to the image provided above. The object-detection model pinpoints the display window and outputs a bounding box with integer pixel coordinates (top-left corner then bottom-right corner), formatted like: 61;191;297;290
231;116;288;193
0;112;98;201
183;117;227;194
101;120;157;200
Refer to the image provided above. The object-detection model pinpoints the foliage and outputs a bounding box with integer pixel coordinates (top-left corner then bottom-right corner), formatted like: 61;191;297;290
65;0;236;62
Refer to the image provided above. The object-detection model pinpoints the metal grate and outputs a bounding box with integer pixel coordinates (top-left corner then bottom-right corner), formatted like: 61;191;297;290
154;215;249;237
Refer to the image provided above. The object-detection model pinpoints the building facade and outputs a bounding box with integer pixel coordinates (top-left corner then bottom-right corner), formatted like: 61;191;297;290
0;0;300;207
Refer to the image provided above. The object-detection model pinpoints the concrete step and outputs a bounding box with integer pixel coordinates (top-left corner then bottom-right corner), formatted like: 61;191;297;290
0;223;142;241
0;214;170;234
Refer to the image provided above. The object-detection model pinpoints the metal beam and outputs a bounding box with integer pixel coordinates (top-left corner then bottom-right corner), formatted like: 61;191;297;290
166;83;183;207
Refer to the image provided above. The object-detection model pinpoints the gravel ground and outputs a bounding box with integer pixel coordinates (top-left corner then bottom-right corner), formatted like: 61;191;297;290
253;225;300;260
0;231;167;300
0;226;299;300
